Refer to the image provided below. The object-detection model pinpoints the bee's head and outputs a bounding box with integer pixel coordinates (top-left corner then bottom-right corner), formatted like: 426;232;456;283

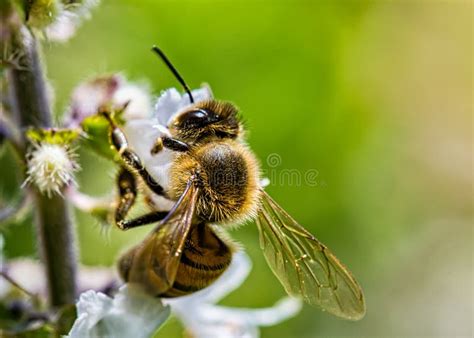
169;100;241;142
150;46;241;142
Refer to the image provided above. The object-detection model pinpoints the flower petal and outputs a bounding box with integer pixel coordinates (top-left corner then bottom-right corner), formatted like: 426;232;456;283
114;82;153;121
123;119;175;200
64;74;152;127
45;0;100;42
68;285;170;338
167;250;251;308
166;250;302;338
68;290;113;337
175;297;302;338
154;88;183;126
154;86;213;126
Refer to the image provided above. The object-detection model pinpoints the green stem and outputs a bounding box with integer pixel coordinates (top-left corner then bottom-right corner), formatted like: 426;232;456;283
35;193;77;306
7;25;78;308
7;28;52;129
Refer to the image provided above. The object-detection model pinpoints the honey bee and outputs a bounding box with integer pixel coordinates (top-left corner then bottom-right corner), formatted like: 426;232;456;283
104;46;366;320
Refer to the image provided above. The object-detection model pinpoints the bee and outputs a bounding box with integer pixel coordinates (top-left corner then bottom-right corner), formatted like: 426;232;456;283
104;46;366;320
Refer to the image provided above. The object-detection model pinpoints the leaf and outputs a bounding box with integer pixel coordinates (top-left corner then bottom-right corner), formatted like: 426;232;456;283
26;128;80;145
80;109;125;161
2;324;56;338
55;304;77;335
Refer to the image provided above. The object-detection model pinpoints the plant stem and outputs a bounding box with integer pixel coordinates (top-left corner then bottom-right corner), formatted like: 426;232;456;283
7;28;52;129
35;193;77;306
7;25;78;308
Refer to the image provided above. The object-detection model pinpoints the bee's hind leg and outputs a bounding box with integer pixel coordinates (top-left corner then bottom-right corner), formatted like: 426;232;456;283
115;166;168;231
115;167;137;226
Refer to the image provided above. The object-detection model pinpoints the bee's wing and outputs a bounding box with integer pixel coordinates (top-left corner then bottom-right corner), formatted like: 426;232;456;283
256;191;366;320
129;177;199;295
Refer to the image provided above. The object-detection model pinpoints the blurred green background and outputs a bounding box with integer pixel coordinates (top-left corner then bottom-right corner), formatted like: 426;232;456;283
1;0;472;337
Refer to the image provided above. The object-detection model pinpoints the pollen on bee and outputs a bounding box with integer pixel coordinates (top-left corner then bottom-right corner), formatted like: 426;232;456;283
150;137;164;155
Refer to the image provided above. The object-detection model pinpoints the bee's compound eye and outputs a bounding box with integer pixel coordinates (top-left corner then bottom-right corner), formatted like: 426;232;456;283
174;109;215;128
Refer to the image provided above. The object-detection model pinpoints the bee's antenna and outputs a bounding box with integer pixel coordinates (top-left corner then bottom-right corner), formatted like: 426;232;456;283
151;46;194;104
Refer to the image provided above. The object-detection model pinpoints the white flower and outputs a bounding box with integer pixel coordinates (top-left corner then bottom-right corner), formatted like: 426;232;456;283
68;290;113;336
68;285;170;338
166;251;303;338
64;74;153;128
114;81;153;121
64;251;301;338
24;143;78;197
44;0;100;42
154;85;213;126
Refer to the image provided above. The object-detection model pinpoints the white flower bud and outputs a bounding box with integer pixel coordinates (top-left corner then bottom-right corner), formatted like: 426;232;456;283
24;143;78;197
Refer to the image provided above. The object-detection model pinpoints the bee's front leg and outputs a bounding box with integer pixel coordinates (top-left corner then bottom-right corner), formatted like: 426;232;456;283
116;211;168;231
151;136;190;155
162;136;190;152
102;112;166;197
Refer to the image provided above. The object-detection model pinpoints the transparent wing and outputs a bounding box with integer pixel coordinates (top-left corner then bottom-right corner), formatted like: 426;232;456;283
256;191;366;320
129;177;199;295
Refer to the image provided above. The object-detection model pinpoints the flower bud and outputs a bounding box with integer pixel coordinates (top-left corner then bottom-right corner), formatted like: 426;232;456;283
26;0;99;42
27;0;61;29
25;143;78;197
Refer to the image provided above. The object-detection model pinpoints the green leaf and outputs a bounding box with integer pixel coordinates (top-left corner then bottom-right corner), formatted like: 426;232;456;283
55;304;77;335
79;110;125;162
26;128;80;146
2;324;56;338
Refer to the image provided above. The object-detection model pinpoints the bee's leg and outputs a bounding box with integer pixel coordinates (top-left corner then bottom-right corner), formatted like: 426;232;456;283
117;211;168;230
115;167;138;225
115;166;169;230
151;136;189;155
150;137;164;155
103;113;166;197
161;136;190;152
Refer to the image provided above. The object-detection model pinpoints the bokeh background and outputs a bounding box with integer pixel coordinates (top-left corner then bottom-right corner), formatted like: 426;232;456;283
1;1;472;337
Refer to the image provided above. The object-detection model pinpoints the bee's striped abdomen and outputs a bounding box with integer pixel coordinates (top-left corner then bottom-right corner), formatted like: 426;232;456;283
161;222;232;297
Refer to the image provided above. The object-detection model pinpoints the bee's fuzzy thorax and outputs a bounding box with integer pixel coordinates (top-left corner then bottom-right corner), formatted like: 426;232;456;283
169;139;261;226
